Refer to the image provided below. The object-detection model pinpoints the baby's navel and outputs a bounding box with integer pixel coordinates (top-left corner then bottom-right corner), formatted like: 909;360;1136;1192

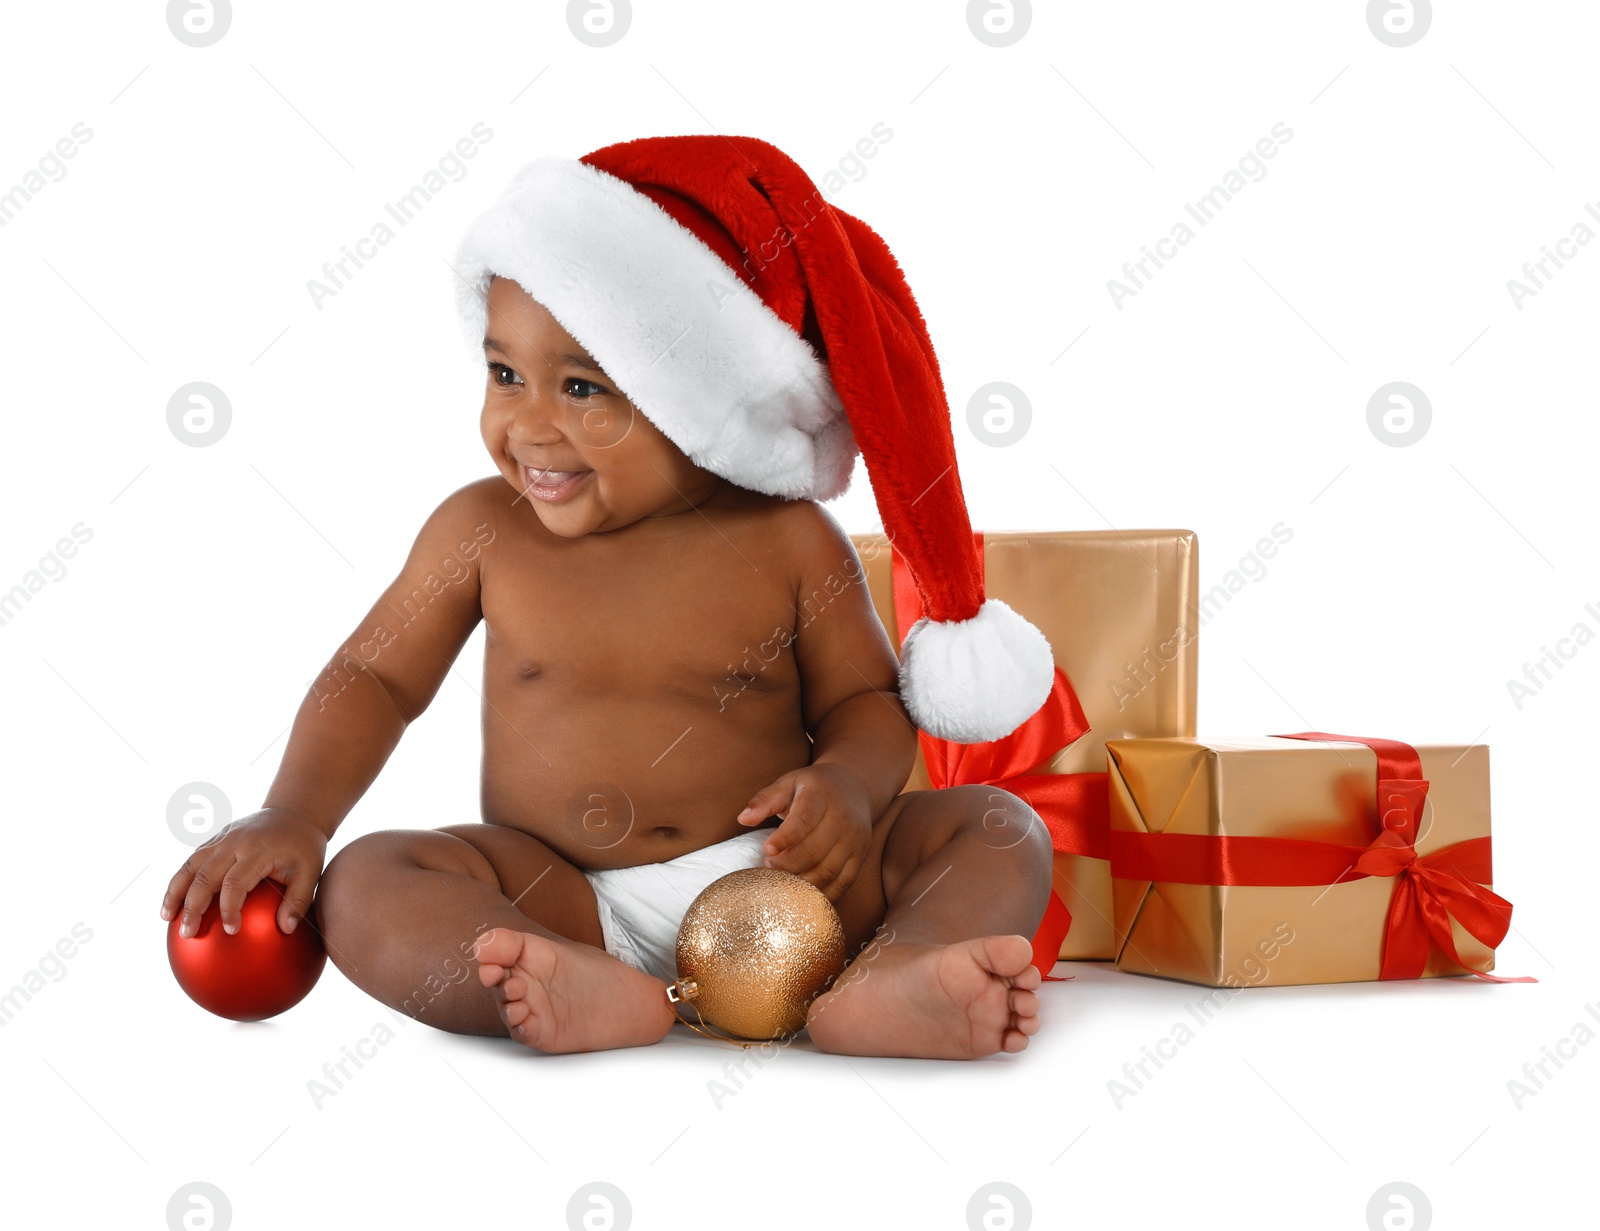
515;659;541;680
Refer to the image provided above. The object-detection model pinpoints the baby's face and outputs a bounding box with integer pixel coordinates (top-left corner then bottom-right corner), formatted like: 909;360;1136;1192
478;275;726;537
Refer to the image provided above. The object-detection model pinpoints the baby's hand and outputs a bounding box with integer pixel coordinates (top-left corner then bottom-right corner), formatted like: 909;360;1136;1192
160;808;328;938
736;764;873;903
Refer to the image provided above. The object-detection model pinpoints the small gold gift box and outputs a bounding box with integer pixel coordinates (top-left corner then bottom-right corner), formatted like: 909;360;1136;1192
1106;736;1500;986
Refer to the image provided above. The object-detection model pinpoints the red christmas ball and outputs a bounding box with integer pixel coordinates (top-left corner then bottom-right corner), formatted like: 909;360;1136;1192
167;878;326;1021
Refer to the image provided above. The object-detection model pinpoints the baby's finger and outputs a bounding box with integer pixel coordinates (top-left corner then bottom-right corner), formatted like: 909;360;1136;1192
737;778;795;826
177;852;237;938
160;857;199;922
161;831;229;922
276;863;319;935
825;854;864;904
761;789;823;857
768;828;839;887
796;830;851;890
810;847;862;903
217;856;270;936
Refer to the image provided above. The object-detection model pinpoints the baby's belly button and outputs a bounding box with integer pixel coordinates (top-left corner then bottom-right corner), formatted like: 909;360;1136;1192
577;825;746;871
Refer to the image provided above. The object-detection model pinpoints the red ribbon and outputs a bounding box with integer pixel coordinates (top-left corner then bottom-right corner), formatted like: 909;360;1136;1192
889;534;1102;979
1110;731;1532;983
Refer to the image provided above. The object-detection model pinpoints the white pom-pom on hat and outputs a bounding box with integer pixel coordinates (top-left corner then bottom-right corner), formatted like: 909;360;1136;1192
897;598;1056;744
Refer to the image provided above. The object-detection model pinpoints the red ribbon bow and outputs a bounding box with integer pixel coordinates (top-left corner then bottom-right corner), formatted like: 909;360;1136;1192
1280;733;1528;982
890;535;1102;979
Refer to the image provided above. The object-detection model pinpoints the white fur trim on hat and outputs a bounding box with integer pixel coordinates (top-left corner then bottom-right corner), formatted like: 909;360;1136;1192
897;598;1057;743
451;156;858;502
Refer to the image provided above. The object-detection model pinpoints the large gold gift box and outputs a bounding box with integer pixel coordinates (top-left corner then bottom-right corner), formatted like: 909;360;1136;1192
849;530;1198;959
1106;736;1497;986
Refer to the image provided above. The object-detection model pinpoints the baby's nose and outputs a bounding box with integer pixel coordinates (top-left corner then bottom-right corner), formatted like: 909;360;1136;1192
506;396;567;438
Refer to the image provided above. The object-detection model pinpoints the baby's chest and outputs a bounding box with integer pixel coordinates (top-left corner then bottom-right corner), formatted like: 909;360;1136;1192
481;544;802;698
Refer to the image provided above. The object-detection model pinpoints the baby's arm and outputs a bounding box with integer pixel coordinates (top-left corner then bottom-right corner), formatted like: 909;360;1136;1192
737;502;918;898
160;481;491;938
261;484;489;832
791;505;918;815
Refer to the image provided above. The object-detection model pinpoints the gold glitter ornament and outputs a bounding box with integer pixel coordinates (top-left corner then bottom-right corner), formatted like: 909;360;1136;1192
669;867;848;1041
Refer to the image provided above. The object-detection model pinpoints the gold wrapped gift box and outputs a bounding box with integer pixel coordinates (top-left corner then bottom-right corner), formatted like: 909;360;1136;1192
849;530;1199;959
1106;736;1498;986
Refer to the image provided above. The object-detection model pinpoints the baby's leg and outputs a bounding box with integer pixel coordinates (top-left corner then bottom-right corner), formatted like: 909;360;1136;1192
313;823;675;1051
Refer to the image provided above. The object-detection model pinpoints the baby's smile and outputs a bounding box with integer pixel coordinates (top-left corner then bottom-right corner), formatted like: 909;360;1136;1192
521;465;592;504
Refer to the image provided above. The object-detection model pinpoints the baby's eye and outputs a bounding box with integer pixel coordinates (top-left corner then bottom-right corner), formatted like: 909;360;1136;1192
564;378;606;399
487;361;522;387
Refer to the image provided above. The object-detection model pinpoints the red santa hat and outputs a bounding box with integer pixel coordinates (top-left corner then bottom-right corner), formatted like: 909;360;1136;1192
450;134;1055;744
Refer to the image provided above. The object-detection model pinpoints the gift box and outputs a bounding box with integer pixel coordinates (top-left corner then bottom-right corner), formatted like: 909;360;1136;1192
1106;732;1522;986
849;529;1198;960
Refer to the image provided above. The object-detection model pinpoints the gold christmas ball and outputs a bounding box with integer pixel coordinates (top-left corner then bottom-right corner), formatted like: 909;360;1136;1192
674;867;848;1041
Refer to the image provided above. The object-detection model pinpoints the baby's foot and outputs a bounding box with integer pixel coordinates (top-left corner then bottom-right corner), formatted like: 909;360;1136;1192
472;928;676;1053
804;935;1042;1059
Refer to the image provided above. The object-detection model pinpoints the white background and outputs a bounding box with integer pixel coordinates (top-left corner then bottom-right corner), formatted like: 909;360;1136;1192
1;2;1594;1229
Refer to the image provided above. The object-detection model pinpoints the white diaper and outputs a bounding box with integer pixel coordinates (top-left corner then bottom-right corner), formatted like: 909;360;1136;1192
584;827;775;984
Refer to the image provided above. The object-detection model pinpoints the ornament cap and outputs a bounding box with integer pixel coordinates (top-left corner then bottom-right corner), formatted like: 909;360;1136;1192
666;978;700;1004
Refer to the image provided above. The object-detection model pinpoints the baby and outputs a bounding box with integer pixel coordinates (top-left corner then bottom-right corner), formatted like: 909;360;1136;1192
160;137;1056;1059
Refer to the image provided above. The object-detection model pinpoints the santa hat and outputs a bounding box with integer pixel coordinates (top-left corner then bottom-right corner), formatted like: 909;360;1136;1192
450;134;1054;744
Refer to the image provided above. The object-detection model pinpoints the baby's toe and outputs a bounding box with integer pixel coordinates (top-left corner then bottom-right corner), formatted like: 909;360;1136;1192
502;997;526;1023
978;934;1036;979
472;927;522;970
